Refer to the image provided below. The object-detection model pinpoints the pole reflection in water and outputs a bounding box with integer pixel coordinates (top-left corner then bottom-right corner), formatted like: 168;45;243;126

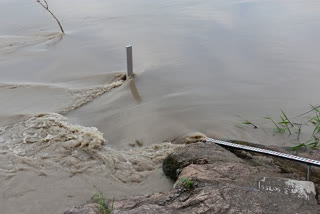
129;78;142;103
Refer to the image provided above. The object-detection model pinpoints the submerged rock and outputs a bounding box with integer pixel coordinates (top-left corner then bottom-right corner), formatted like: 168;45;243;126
171;132;207;145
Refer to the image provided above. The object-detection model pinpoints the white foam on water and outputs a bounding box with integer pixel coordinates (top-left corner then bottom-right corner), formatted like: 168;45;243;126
0;113;184;183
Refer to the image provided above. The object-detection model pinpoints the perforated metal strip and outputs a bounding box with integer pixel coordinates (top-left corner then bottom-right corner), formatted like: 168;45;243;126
205;137;320;167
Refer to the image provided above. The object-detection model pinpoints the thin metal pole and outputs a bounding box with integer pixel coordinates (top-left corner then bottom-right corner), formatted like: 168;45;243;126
307;165;311;181
126;45;133;78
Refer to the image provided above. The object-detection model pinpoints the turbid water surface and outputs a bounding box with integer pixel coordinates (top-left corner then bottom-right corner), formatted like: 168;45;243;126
1;0;320;213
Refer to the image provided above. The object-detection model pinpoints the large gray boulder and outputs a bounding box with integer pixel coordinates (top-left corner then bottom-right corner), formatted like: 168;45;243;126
111;142;320;213
65;140;320;214
111;182;318;214
162;142;242;180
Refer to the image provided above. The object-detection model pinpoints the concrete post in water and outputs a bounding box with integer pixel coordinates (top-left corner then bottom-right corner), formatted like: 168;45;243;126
126;45;133;78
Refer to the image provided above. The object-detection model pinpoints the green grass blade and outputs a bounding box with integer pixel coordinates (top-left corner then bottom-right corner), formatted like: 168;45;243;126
311;105;320;113
242;120;252;125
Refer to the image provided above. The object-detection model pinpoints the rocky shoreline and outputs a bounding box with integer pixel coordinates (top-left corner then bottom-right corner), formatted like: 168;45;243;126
65;136;320;214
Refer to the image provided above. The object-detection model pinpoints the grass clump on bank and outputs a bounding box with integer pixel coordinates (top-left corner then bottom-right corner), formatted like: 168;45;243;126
179;178;194;190
91;188;114;214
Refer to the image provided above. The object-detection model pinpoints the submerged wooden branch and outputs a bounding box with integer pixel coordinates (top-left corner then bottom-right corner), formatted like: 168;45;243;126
37;0;64;34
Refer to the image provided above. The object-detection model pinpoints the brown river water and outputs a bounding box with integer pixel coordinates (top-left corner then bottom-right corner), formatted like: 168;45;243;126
1;0;320;213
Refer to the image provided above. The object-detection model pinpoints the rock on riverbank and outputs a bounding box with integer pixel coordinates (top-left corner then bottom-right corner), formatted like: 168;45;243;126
65;138;320;214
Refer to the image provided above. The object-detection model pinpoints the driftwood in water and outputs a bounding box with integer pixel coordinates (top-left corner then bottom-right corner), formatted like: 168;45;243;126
37;0;64;34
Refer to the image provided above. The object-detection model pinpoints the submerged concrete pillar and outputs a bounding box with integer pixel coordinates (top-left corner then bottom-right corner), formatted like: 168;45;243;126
126;45;133;78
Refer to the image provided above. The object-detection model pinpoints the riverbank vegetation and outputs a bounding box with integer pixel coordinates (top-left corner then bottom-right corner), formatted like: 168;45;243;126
91;188;114;214
243;105;320;153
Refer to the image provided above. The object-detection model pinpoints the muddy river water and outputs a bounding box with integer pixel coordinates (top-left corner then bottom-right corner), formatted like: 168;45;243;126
1;0;320;213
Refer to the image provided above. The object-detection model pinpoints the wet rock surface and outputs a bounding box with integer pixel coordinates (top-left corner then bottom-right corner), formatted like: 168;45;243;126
162;142;242;180
112;184;318;214
66;141;320;214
